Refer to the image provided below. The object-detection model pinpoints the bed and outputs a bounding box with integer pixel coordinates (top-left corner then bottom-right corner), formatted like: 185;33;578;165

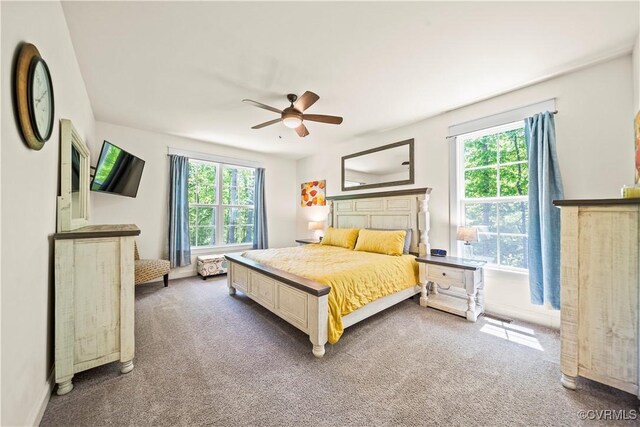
225;188;432;357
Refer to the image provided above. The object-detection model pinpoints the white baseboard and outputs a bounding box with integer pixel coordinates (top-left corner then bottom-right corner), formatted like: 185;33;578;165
29;367;54;426
170;268;197;280
484;302;560;329
136;268;197;285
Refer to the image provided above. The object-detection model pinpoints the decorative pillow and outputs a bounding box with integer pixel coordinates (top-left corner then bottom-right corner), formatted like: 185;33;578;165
320;227;360;250
354;229;407;256
367;228;412;254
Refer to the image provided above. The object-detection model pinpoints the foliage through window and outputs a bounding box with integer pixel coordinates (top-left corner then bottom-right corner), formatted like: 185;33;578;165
458;122;528;270
188;160;255;248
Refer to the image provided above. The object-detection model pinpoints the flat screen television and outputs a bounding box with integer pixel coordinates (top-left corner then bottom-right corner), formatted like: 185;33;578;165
91;141;145;198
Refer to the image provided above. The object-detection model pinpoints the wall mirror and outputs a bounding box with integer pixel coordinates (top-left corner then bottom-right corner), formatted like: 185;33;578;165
57;119;90;232
342;139;414;191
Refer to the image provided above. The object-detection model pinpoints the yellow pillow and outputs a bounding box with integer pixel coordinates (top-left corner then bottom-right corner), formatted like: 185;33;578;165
320;227;360;250
354;229;406;256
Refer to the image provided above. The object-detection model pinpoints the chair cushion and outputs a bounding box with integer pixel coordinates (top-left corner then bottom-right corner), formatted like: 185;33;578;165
135;259;170;284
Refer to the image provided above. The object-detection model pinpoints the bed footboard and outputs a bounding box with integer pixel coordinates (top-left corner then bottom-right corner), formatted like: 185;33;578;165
225;247;425;358
226;254;330;357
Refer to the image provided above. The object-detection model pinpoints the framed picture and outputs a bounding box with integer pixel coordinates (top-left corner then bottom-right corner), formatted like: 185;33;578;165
301;180;326;207
635;111;640;184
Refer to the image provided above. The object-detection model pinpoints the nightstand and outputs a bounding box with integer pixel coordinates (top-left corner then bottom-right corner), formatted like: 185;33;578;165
295;238;320;245
415;255;486;322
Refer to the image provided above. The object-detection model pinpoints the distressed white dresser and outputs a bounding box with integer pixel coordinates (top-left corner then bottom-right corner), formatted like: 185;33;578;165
555;198;640;397
53;224;140;395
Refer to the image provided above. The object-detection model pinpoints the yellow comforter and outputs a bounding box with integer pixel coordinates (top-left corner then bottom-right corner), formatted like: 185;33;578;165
242;244;419;344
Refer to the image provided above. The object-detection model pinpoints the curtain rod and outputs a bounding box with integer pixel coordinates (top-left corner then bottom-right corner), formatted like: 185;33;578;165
166;147;263;168
446;110;558;140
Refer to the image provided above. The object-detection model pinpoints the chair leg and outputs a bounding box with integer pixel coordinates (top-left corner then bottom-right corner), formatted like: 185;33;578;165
163;274;169;287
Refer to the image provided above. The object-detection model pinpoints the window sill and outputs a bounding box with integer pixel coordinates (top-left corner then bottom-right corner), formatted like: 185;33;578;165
483;264;529;277
191;244;253;254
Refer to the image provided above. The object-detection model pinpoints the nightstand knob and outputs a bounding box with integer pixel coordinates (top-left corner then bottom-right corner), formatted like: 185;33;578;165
442;272;446;276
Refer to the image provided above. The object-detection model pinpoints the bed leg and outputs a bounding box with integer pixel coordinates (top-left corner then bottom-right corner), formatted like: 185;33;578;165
227;270;236;295
309;294;328;358
312;344;325;358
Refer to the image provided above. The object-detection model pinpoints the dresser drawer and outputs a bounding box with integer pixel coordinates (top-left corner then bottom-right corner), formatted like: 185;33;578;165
427;264;465;286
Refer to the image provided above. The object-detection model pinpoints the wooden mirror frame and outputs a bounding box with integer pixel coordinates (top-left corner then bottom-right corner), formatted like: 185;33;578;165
57;119;90;232
341;138;415;191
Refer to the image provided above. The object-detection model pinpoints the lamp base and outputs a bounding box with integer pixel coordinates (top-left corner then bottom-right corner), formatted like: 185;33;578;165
462;243;474;259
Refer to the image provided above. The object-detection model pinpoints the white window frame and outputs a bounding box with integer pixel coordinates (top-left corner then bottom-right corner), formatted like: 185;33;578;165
220;164;256;247
188;159;256;250
451;120;529;272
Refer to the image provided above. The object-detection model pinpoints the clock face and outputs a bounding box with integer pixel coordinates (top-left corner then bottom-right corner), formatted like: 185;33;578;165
29;58;54;142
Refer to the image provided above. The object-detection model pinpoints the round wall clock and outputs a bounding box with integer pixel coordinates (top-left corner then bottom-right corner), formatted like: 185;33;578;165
15;43;55;150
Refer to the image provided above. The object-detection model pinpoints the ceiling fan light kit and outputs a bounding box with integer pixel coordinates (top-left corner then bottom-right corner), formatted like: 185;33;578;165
282;103;303;129
243;91;343;138
282;116;302;129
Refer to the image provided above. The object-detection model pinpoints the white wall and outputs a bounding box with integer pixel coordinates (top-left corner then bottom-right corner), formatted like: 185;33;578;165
634;31;640;111
1;2;96;425
89;122;297;278
0;3;4;423
297;55;635;328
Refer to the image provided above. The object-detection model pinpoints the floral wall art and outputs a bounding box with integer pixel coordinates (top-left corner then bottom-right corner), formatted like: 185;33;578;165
301;180;326;207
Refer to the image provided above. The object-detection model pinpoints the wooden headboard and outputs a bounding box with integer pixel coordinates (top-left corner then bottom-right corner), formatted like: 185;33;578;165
326;188;432;255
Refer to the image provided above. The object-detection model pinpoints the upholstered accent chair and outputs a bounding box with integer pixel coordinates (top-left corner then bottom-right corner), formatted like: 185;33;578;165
134;242;170;287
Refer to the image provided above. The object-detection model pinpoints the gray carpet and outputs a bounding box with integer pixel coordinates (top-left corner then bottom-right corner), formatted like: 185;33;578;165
41;276;638;426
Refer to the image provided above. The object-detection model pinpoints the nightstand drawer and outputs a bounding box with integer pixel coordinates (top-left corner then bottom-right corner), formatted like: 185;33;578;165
427;264;465;286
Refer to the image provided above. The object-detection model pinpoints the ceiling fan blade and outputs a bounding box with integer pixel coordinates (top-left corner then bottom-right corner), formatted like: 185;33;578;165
294;123;310;137
251;118;282;129
303;114;343;125
242;99;282;114
294;91;319;112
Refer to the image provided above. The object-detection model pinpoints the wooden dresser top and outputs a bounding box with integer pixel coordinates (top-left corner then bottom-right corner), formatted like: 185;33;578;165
53;224;141;240
553;198;640;207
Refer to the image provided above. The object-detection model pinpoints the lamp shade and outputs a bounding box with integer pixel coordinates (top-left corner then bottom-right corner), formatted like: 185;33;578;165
456;226;479;243
308;221;325;231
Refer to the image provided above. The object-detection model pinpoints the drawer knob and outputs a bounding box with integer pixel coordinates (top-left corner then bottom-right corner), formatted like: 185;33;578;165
442;272;446;276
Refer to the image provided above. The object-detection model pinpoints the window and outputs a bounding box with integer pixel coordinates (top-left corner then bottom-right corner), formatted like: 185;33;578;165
457;122;528;270
187;159;255;248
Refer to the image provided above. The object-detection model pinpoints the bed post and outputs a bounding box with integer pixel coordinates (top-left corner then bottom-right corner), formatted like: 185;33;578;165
417;188;432;256
308;294;328;358
418;189;431;307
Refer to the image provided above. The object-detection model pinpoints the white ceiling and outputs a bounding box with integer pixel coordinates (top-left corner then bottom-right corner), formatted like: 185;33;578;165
62;1;639;159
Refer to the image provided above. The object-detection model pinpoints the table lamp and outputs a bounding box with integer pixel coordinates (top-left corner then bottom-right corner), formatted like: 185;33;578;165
308;221;325;241
456;226;479;258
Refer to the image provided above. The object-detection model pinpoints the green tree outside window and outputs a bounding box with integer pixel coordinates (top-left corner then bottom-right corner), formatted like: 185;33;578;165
187;160;255;248
461;125;529;270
